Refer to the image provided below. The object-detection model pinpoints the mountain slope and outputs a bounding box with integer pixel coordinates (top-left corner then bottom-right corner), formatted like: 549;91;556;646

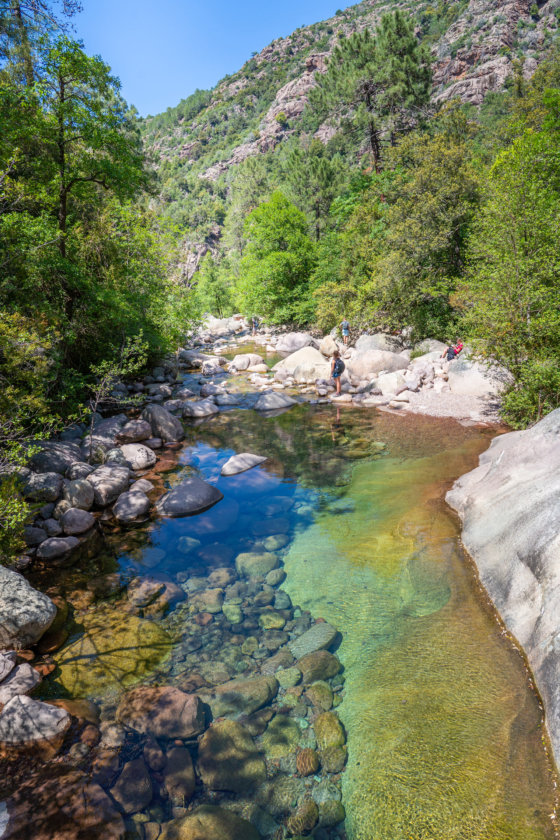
141;0;560;274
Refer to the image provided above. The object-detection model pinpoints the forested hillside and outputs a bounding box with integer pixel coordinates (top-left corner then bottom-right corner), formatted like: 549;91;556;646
142;0;560;430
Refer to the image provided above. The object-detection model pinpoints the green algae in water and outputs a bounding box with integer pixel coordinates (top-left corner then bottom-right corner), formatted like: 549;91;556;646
282;410;557;840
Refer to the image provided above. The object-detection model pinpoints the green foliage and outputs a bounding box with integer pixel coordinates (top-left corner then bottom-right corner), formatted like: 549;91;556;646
193;253;235;318
501;360;560;428
237;192;316;323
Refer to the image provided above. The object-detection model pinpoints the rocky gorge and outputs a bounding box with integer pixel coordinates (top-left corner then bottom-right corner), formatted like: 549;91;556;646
0;315;558;839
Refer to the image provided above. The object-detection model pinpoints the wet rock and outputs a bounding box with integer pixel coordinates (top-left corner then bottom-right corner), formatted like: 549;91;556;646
198;719;266;793
314;711;345;750
265;568;287;587
66;462;95;480
255;775;306;817
86;465;130;506
116;419;152;443
320;744;347;773
287;799;319;835
164;746;196;803
289;622;338;659
222;602;243;624
141;404;185;442
305;681;333;710
127;578;165;607
56;611;171;695
159;805;260;840
182;399;219;418
296;747;320;776
263;534;289;552
276;666;301;689
36;535;80;559
156;477;223;517
0;566;56;648
113;490;151;523
0;662;41;705
176;536;201;555
22;472;63;502
117;685;205;739
254;391;297;412
63;478;95;511
221;453;267;476
143;736;166;772
61;507;95;535
111;757;153;814
215;392;242;406
208;567;237;587
4;770;125;840
260;715;301;759
0;695;70;758
261;648;294;674
297;650;341;684
235;552;278;579
258;610;286;630
119;443;157;470
210;675;278;717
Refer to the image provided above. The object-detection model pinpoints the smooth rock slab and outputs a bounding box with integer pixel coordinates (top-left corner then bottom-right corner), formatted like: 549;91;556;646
210;675;278;717
86;465;130;506
235;552;279;579
156;477;223;518
116;685;205;739
159;805;260;840
113;490;151;523
198;719;266;793
110;757;152;814
254;391;297;412
116;419;152;443
0;566;56;649
182;399;219;418
289;622;339;659
119;443;157;470
164;746;196;804
221;452;267;476
0;663;41;705
0;695;70;755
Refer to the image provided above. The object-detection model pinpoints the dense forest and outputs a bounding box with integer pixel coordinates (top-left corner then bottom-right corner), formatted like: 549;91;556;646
2;0;560;551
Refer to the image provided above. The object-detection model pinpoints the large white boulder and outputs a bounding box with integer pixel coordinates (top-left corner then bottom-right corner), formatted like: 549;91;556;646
141;404;184;442
182;399;220;418
346;349;406;380
355;333;401;353
446;358;511;399
119;443;157;471
0;566;56;649
273;347;330;383
275;332;316;355
376;371;407;396
254;392;298;412
230;353;263;371
446;408;560;767
87;465;130;506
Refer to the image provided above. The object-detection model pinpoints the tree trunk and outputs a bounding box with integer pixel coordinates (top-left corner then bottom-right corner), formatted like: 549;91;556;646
12;1;34;87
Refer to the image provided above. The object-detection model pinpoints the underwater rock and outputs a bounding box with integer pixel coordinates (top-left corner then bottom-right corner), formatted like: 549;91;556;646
117;685;205;740
287;799;319;835
56;611;171;695
289;622;338;659
296;650;341;684
0;695;70;758
235;552;279;579
210;675;279;717
296;747;320;776
260;715;301;759
198;719;266;792
159;805;261;840
156;477;223;517
163;746;196;804
110;757;153;814
36;536;80;560
305;681;333;711
313;711;346;751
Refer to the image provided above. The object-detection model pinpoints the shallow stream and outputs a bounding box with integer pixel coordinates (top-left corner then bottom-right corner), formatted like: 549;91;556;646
32;395;558;839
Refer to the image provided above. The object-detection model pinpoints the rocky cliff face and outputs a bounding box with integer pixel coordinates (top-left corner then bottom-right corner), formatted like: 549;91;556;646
446;409;560;768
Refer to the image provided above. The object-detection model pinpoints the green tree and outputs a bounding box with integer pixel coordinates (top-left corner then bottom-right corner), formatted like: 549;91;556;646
194;252;234;317
237;191;316;324
282;139;345;240
310;11;431;170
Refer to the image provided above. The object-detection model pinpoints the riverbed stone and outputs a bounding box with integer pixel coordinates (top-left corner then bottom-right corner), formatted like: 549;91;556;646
222;602;243;624
318;800;346;827
260;715;301;759
297;650;341;684
110;757;153;814
0;566;56;650
119;443;157;470
287;800;319;835
36;535;80;560
63;478;95;510
255;775;306;817
210;675;279;717
266;568;287;587
116;419;152;443
296;747;320;776
116;685;205;739
28;441;82;475
254;391;298;411
289;622;338;658
0;695;70;757
259;610;286;630
276;666;301;689
305;681;333;710
156;477;223;517
23;525;46;546
0;652;16;682
56;610;171;695
164;746;196;803
127;578;165;607
22;471;63;502
235;552;279;579
113;490;151;523
141;404;184;442
215;392;242;406
198;719;266;793
159;805;261;840
61;507;95;535
314;711;346;750
221;452;268;476
321;744;347;773
189;587;223;614
86;465;130;506
182;399;219;418
0;662;41;705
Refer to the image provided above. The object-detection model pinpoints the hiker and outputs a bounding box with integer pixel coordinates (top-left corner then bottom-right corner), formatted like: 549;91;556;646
251;316;260;336
340;317;350;346
441;340;463;362
331;350;345;395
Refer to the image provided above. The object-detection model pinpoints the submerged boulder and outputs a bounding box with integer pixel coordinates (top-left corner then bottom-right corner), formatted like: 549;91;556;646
198;719;266;792
221;452;267;476
0;695;71;758
254;392;297;412
117;685;205;739
159;805;261;840
156;477;223;517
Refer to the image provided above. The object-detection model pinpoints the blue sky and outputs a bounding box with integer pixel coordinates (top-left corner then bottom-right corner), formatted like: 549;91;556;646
74;0;344;116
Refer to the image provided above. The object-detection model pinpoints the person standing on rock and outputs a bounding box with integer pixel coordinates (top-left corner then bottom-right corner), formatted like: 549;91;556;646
251;316;260;336
340;317;350;346
331;350;345;396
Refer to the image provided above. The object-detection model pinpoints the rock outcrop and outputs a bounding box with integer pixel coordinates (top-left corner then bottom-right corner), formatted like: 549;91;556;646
446;408;560;767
